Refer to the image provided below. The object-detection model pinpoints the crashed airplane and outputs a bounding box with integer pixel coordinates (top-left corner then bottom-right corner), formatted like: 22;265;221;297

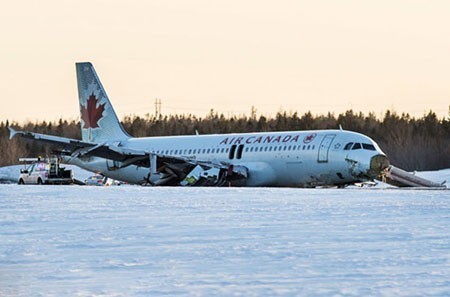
9;62;392;187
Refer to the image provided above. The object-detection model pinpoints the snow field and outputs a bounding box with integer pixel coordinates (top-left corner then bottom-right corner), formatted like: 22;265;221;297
0;186;449;296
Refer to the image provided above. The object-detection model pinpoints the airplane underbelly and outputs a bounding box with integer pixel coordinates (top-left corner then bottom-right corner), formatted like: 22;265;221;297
243;162;278;186
68;157;149;184
285;161;306;186
104;166;149;184
282;159;351;187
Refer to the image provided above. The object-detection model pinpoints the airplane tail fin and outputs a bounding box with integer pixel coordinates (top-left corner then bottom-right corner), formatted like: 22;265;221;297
76;62;130;142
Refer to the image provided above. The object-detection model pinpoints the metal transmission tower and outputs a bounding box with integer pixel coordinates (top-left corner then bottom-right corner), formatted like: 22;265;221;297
154;98;162;118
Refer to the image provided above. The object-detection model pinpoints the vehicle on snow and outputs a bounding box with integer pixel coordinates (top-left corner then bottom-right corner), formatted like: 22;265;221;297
84;174;105;186
18;157;73;185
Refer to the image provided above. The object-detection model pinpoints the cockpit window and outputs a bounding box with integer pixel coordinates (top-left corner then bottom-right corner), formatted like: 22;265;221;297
352;143;362;150
345;142;376;151
362;143;376;151
344;142;353;150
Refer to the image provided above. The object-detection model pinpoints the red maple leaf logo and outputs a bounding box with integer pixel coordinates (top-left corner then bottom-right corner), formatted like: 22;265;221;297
80;93;105;129
303;133;317;143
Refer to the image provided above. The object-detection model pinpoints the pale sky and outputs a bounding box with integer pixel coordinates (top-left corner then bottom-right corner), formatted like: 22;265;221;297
1;0;449;123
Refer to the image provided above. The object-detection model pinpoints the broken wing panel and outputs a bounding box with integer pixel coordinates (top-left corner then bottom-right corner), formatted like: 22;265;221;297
149;159;248;187
73;143;149;167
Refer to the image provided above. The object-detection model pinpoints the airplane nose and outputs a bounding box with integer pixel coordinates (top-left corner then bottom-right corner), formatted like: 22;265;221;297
367;154;390;179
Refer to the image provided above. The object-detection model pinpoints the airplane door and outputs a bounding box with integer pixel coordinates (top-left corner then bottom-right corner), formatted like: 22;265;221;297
317;134;336;163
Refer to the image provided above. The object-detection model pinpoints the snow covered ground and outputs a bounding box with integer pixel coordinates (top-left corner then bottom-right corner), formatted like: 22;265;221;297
0;184;449;296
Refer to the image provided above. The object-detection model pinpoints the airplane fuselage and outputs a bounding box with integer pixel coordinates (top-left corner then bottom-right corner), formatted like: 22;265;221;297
69;129;388;187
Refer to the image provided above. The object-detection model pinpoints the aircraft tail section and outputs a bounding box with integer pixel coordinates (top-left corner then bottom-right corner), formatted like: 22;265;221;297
76;62;130;142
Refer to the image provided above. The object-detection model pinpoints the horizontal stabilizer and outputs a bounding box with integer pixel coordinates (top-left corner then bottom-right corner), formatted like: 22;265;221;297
8;127;94;149
8;127;18;140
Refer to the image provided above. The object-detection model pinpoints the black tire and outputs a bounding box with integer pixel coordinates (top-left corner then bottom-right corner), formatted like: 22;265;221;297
37;178;43;185
18;179;24;185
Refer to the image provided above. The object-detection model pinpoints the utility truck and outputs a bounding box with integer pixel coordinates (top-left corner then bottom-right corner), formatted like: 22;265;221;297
18;157;73;185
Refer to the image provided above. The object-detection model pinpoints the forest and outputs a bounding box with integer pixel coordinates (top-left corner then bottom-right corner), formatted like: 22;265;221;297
1;109;449;171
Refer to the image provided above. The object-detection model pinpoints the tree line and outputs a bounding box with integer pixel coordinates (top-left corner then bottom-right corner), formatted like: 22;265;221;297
1;110;449;171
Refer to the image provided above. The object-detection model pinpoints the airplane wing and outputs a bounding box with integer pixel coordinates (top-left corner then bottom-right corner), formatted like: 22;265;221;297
9;127;148;163
9;127;248;186
9;127;95;151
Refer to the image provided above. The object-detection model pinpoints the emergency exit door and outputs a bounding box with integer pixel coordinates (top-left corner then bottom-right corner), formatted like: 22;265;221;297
317;134;336;162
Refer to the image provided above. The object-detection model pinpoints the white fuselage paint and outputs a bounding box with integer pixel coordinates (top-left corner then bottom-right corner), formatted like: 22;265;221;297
69;129;386;187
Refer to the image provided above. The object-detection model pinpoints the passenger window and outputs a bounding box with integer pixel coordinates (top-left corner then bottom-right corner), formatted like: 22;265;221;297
307;145;310;150
207;149;210;153
344;142;353;150
221;148;225;153
352;143;362;150
250;147;254;152
302;145;306;150
188;149;192;154
264;147;268;151
245;147;249;152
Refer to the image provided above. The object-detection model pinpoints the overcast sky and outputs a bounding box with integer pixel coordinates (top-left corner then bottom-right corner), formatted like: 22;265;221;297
1;0;449;122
